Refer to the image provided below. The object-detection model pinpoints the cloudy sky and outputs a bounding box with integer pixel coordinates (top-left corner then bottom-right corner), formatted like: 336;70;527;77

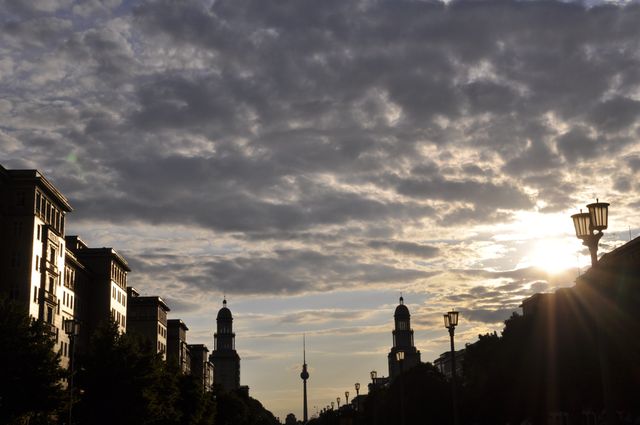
3;0;640;419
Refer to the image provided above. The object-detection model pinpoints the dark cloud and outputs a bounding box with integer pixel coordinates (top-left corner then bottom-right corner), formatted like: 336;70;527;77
460;308;518;324
279;309;370;324
367;240;439;259
392;175;533;210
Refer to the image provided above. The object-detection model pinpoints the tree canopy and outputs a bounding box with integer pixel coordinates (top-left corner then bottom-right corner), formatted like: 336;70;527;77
0;296;66;424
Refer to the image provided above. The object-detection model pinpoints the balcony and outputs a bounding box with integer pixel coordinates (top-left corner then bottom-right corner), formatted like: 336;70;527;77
41;258;59;276
40;290;57;306
43;322;58;337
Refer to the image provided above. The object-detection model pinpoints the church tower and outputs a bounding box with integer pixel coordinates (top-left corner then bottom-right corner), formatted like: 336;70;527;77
209;299;240;391
388;296;421;380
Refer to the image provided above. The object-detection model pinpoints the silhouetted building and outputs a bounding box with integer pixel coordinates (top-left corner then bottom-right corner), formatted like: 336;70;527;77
167;319;191;374
513;236;640;418
189;344;214;391
0;165;73;366
388;296;421;380
209;299;241;392
368;376;389;393
433;348;464;379
65;235;130;335
127;287;170;360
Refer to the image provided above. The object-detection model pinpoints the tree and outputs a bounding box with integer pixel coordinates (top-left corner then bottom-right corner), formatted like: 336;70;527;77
75;320;180;425
0;296;66;424
285;413;297;424
214;388;280;425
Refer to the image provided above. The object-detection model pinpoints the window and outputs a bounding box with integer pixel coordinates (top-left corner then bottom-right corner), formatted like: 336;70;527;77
35;255;39;271
33;287;38;303
36;192;41;213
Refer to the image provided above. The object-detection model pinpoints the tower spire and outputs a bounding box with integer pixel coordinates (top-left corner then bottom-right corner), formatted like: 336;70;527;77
300;334;309;423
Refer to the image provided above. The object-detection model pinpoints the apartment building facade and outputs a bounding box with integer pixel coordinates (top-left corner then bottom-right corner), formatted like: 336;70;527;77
127;287;170;360
0;165;74;367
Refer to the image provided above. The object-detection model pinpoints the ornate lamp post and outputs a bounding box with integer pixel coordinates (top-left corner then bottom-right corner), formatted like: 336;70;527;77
571;200;609;266
336;397;341;409
370;370;377;386
331;401;334;410
354;383;360;411
63;318;80;425
444;310;460;425
345;391;350;407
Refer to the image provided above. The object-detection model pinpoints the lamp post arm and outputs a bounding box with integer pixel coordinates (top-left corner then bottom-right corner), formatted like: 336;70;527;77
583;231;603;266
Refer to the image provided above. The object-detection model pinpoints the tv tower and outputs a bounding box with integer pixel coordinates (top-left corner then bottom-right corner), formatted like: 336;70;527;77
300;334;309;423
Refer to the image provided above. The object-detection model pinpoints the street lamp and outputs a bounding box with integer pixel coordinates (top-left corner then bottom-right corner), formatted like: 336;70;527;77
331;402;334;410
444;310;460;425
370;370;377;385
336;397;341;409
345;391;350;406
63;318;80;425
354;382;360;412
572;200;609;266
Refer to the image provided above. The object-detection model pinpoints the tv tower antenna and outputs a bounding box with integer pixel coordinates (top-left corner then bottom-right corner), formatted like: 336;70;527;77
300;334;309;423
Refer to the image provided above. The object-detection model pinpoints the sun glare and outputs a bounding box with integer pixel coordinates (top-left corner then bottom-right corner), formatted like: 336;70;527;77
520;238;581;274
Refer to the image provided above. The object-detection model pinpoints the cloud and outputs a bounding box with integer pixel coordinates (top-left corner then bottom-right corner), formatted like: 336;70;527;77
279;309;372;325
5;0;640;417
367;240;439;259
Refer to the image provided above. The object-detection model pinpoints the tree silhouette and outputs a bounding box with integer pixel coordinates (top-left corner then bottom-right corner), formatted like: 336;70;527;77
75;320;180;425
0;296;65;424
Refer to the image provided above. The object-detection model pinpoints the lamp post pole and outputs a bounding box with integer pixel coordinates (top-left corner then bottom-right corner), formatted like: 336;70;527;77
396;351;405;425
571;200;616;424
354;383;360;411
64;319;80;425
444;311;460;425
370;371;377;425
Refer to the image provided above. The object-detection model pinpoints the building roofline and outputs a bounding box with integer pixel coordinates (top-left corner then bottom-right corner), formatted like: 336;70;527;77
69;246;132;272
4;167;73;212
65;247;88;272
167;318;189;331
129;295;170;312
188;344;209;352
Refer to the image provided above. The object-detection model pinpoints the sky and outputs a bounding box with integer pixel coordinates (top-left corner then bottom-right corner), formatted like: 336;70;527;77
2;0;640;419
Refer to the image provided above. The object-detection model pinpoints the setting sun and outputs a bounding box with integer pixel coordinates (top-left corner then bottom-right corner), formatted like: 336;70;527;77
520;238;581;274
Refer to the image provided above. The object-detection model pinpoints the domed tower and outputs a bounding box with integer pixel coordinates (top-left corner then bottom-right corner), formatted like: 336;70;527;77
209;299;240;391
388;296;421;380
